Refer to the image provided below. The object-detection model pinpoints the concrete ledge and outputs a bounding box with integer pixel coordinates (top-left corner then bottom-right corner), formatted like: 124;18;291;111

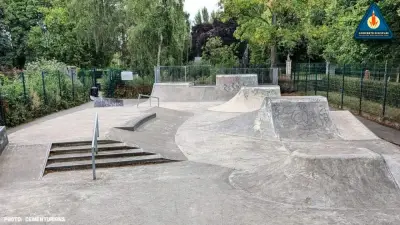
0;126;8;155
115;113;157;131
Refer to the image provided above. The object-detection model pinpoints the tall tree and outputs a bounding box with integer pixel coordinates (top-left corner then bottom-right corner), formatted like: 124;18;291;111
127;0;188;75
194;10;203;25
68;0;122;67
0;5;12;68
222;0;307;66
202;7;210;23
2;0;43;68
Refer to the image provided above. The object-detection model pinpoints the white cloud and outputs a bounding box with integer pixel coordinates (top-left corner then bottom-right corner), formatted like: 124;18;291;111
184;0;220;21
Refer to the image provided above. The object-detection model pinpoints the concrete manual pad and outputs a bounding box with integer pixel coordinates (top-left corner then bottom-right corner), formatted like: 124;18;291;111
106;107;192;161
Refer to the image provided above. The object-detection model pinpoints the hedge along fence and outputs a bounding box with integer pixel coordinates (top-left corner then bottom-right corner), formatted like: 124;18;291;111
289;64;400;125
0;60;92;127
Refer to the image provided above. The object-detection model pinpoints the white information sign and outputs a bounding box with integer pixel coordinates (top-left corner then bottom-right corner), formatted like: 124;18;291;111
121;71;135;80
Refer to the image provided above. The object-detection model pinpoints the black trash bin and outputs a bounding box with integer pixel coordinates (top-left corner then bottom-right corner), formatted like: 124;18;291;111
90;86;99;97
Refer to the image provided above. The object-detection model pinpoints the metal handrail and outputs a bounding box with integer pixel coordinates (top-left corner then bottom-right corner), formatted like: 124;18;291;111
91;113;99;180
137;94;160;108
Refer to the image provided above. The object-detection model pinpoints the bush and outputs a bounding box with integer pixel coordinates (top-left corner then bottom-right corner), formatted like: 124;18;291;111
0;59;90;127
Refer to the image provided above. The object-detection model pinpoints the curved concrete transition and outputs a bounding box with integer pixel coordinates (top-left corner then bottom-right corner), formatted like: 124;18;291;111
151;74;259;102
208;86;281;113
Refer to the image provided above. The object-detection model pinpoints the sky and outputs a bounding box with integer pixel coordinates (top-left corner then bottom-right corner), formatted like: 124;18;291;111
184;0;220;21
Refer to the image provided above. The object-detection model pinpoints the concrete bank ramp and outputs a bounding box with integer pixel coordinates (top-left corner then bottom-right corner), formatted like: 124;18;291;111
208;86;281;113
261;96;340;140
204;96;340;141
151;74;259;102
230;141;400;209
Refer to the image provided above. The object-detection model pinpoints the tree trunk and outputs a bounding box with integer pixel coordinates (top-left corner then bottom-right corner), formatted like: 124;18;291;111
157;33;163;66
270;13;277;67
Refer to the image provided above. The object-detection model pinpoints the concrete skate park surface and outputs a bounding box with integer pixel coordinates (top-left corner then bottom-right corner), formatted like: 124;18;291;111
1;82;400;224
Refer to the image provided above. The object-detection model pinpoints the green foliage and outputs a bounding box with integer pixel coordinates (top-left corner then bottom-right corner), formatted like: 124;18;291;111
222;0;305;64
2;0;43;68
0;59;90;127
202;37;239;67
1;0;189;70
194;11;203;25
126;0;188;76
201;7;210;24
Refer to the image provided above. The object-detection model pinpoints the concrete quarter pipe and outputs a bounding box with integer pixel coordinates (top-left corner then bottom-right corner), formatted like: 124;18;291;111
150;74;259;102
208;86;281;113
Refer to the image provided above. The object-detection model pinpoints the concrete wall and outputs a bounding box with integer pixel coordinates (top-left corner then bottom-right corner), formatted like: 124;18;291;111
216;74;258;91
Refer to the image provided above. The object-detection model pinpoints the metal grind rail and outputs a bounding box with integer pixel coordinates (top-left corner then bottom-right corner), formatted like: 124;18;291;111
137;94;160;107
91;113;99;180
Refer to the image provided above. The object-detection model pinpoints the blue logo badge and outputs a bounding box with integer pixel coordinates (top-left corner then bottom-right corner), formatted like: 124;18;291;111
354;3;393;40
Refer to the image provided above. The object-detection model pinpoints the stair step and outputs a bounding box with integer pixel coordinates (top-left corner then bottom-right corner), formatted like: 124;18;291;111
45;154;171;171
50;143;138;155
47;149;154;163
52;140;121;148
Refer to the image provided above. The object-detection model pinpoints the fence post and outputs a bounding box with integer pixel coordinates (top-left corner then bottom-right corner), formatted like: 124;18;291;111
382;70;389;118
93;68;96;87
71;69;75;101
292;64;296;92
41;71;47;105
296;64;299;91
58;71;62;98
305;65;308;94
184;66;187;82
327;64;330;100
314;64;317;95
109;70;112;98
359;67;364;115
21;72;27;103
341;64;345;109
